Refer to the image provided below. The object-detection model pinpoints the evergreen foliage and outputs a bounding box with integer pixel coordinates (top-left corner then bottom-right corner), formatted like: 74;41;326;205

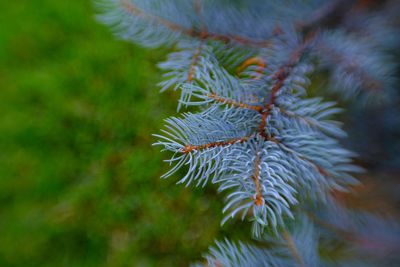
97;0;400;265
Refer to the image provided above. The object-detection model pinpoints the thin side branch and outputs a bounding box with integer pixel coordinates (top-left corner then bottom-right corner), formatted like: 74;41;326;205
258;32;317;138
274;138;330;178
188;41;204;82
180;135;253;154
208;93;264;112
251;152;264;206
277;107;318;127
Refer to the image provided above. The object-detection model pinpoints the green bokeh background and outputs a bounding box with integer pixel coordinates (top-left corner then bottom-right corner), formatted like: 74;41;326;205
0;1;249;266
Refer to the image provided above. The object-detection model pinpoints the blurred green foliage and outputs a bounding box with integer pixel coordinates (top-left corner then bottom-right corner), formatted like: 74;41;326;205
0;1;250;266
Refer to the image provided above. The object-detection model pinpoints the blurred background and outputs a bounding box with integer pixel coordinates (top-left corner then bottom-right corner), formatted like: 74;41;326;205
0;1;399;267
0;1;252;266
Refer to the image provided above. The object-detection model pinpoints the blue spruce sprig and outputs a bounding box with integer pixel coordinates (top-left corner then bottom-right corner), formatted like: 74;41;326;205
97;0;400;265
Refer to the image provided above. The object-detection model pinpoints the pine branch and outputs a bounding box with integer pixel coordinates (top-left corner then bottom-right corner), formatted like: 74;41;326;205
120;0;274;47
98;0;399;264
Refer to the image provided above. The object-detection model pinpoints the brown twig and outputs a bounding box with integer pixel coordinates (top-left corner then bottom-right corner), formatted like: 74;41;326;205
208;93;263;112
251;152;264;206
187;41;204;82
258;32;317;138
181;135;253;154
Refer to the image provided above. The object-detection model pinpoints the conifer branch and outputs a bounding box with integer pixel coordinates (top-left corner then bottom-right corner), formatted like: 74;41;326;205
120;0;274;47
98;1;400;264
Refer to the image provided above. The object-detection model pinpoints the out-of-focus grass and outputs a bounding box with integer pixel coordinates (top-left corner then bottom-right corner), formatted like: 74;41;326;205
0;1;250;266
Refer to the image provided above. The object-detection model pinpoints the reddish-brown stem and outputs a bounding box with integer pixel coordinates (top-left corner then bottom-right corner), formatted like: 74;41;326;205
258;32;317;138
251;152;264;206
258;108;271;139
187;41;204;82
208;93;264;112
258;66;292;138
181;135;252;154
